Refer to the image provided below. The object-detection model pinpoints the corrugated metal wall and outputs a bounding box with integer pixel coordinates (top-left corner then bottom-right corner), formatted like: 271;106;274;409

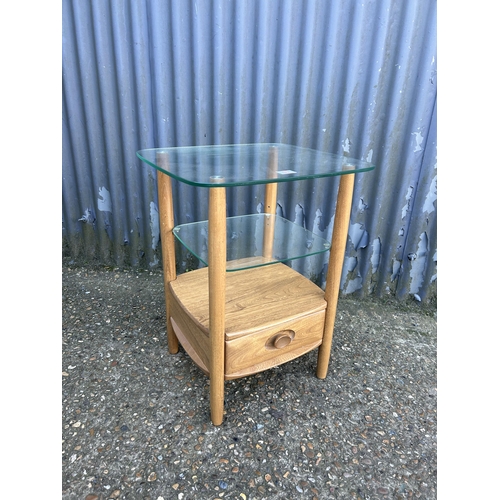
62;0;437;304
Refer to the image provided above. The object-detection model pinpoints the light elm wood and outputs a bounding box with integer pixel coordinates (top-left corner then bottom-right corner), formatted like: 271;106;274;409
225;255;269;270
262;146;278;260
316;168;356;379
168;288;210;374
270;331;294;349
156;154;179;355
169;263;326;339
169;263;327;383
208;185;227;426
170;318;209;375
224;310;325;378
155;146;359;425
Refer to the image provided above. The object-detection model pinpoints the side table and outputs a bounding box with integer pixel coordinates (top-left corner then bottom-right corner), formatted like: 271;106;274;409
137;143;375;425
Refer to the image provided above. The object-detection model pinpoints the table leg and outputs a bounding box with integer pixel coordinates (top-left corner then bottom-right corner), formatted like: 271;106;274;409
317;169;355;379
262;146;278;260
208;185;227;425
156;158;179;355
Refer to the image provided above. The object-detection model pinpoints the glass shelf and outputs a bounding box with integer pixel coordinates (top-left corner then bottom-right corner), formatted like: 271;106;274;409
137;143;375;187
173;214;331;271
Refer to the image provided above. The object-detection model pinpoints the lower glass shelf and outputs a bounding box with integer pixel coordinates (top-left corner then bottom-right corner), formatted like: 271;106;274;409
173;213;331;271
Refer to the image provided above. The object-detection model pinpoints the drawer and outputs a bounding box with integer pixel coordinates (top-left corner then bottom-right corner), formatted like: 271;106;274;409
224;310;325;379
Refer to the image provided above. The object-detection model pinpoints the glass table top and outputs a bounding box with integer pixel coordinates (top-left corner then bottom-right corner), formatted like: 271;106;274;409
136;143;375;187
174;214;331;272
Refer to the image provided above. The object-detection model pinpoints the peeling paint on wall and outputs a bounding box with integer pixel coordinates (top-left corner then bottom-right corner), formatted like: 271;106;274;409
391;259;401;282
62;0;437;302
349;223;369;251
409;232;429;295
78;208;96;225
276;203;284;218
346;256;358;273
340;256;363;294
401;186;414;219
98;187;112;213
345;276;363;294
423;175;437;214
358;198;369;213
430;250;437;283
150;202;160;250
412;130;424;152
312;209;323;235
293;204;306;228
371;237;381;274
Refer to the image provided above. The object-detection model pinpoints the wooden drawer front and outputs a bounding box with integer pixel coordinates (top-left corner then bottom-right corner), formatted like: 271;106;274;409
224;310;325;379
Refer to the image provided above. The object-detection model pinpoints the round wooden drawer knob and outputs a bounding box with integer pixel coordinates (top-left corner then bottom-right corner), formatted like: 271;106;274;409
265;330;296;350
273;332;293;349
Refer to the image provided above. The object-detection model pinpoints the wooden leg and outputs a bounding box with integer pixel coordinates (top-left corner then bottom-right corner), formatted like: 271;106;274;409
262;146;278;260
317;170;355;379
156;155;179;354
208;184;227;425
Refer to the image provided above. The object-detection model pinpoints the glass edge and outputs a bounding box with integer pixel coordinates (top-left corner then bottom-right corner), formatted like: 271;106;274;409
226;247;331;272
136;151;202;187
137;150;375;188
172;214;332;271
172;232;209;268
136;152;375;188
214;166;376;188
174;214;332;242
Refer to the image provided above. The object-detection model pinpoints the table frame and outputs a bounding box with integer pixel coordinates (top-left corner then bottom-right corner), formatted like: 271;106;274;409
155;148;355;425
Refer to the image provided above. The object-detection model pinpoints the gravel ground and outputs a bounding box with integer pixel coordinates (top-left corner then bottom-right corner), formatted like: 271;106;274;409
62;263;437;500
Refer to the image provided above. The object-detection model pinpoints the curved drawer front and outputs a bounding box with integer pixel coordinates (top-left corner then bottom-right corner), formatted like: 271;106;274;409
224;310;325;379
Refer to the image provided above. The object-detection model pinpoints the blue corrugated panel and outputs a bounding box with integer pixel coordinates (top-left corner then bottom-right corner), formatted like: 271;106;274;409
62;0;437;303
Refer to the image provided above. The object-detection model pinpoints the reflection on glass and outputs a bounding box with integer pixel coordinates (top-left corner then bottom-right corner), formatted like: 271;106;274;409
173;214;331;271
137;143;375;187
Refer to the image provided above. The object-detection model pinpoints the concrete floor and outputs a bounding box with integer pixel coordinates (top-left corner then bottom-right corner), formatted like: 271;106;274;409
62;264;437;500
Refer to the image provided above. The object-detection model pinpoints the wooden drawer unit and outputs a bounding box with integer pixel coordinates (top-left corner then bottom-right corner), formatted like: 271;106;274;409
224;310;325;379
169;263;327;380
137;143;373;424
